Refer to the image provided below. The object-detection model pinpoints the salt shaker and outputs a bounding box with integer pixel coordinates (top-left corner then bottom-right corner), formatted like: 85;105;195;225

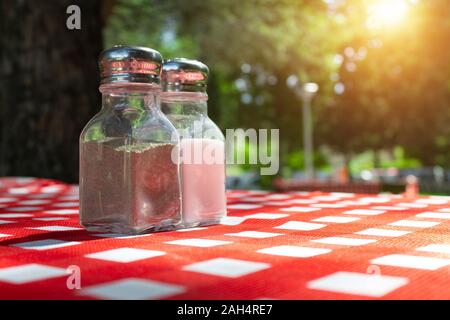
79;45;182;234
161;58;227;227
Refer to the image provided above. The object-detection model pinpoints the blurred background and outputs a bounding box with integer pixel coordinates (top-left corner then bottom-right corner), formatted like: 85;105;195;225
1;0;449;194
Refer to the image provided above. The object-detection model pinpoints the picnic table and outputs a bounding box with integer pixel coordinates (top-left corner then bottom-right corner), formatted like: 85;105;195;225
0;177;449;299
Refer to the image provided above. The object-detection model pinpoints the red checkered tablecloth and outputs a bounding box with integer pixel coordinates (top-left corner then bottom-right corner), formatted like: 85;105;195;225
1;177;450;300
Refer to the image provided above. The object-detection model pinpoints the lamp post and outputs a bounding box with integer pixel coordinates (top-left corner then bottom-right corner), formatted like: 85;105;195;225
287;76;319;180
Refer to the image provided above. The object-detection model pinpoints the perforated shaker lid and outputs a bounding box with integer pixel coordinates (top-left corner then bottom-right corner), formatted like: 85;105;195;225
98;45;163;85
161;58;209;93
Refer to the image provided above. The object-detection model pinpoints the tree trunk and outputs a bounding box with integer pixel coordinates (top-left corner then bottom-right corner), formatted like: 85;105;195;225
0;0;103;183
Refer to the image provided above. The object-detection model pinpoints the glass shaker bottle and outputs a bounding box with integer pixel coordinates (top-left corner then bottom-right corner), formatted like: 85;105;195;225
161;58;227;227
79;46;182;234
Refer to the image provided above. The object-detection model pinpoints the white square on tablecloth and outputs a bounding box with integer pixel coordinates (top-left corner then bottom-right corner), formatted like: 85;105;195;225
0;197;18;203
11;239;80;250
337;200;366;206
85;248;166;263
81;278;185;300
29;226;82;231
311;203;346;208
227;204;262;210
176;227;207;232
58;195;79;201
241;197;267;203
416;244;450;254
183;258;270;278
371;206;406;211
265;201;290;206
312;195;342;202
226;193;246;198
0;264;66;284
165;238;232;248
280;206;321;213
307;271;408;297
396;202;428;208
343;209;385;216
265;194;291;200
0;220;15;225
312;216;360;224
18;200;51;205
92;233;150;239
288;191;310;195
225;231;282;238
7;188;32;195
33;217;69;221
27;193;58;199
219;216;247;225
0;233;12;238
288;199;317;204
274;221;326;231
41;186;64;193
257;245;331;258
311;237;376;246
330;192;355;198
359;197;391;203
415;198;448;205
416;212;450;219
43;209;78;215
355;228;411;237
0;213;33;218
370;254;450;270
7;207;42;212
388;220;440;228
244;213;289;219
51;202;79;207
247;190;269;195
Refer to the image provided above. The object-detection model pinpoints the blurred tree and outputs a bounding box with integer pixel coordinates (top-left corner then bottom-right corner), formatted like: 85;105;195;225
321;0;450;169
105;0;340;172
0;0;104;182
2;0;448;183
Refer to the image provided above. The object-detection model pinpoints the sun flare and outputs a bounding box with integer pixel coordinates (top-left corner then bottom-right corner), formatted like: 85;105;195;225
367;0;410;29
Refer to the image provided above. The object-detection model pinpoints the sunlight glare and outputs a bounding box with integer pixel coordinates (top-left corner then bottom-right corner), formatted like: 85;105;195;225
367;0;410;29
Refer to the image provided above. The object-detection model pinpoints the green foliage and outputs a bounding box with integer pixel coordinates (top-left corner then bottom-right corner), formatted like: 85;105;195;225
382;147;422;169
287;150;330;172
104;0;450;179
321;0;450;167
349;147;422;174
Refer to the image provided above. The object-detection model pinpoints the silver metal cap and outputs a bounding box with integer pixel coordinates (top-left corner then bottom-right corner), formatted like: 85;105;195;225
99;45;163;85
161;58;209;92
